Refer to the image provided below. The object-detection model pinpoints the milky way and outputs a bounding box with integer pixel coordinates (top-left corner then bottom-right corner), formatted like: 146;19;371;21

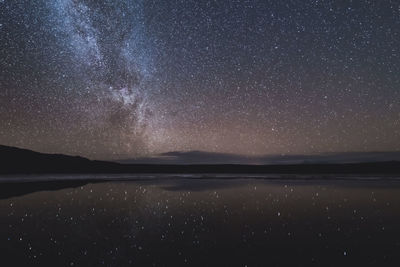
0;0;399;159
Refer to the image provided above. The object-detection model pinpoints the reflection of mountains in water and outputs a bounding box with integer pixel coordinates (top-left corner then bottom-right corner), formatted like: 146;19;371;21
2;176;400;203
0;180;93;200
0;145;400;175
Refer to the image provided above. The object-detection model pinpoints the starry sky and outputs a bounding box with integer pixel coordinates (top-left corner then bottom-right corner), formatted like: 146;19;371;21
0;0;399;160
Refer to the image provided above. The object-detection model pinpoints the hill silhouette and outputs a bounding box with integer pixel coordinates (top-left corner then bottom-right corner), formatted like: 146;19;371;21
0;145;400;175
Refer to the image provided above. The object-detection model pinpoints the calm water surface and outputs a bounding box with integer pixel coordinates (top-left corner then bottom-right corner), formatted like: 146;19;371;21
1;177;400;266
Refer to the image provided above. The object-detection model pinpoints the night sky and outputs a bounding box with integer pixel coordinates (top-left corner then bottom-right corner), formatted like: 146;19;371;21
0;0;399;160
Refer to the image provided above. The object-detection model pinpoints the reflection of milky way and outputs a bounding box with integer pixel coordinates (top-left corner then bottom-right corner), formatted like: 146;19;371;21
0;1;399;159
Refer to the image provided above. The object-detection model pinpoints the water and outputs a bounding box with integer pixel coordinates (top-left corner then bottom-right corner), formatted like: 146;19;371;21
1;177;400;266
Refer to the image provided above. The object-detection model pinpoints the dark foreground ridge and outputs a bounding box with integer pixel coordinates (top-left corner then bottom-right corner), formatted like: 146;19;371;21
1;145;400;175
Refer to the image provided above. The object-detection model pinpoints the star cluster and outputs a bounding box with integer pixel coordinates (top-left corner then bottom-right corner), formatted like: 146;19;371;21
0;0;399;159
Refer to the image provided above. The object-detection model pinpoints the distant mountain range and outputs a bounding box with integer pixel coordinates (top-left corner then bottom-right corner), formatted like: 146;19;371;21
1;145;400;175
119;150;400;165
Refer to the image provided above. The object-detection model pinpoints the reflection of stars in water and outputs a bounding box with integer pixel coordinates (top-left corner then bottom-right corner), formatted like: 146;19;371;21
1;180;398;265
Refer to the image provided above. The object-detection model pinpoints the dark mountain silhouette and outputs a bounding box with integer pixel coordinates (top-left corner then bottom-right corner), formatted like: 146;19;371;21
1;145;400;175
0;145;120;174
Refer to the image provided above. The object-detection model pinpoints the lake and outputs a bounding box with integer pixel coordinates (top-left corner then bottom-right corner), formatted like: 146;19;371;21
1;176;400;266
